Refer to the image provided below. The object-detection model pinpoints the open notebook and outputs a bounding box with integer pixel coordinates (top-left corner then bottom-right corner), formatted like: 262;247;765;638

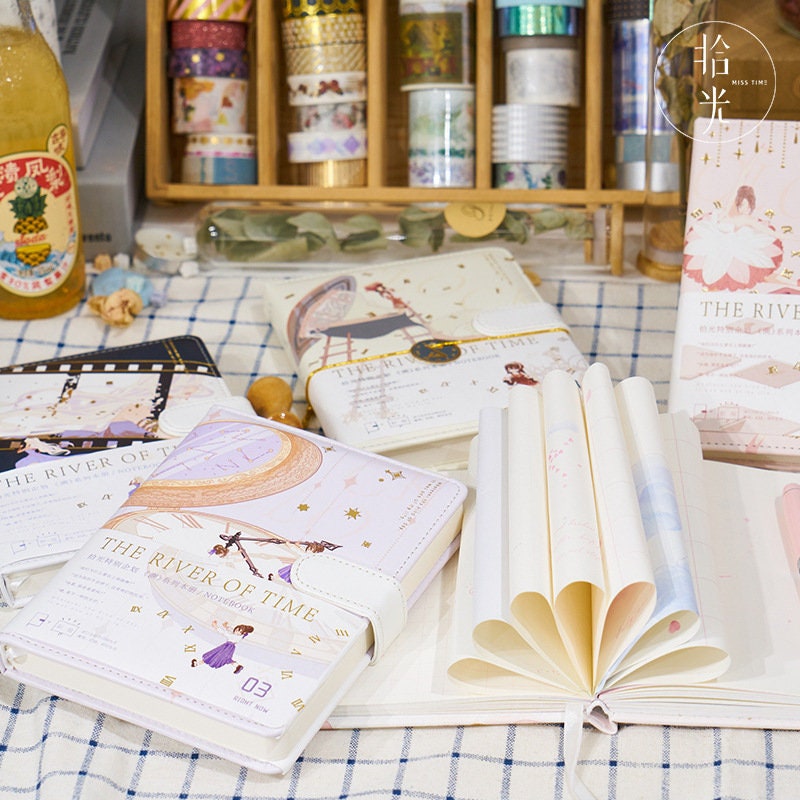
330;364;800;759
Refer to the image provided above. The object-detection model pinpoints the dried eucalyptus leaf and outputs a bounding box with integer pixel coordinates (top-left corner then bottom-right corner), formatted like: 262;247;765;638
342;214;384;234
563;211;594;240
652;0;693;39
302;231;329;253
399;205;446;224
341;229;389;252
242;212;297;242
531;208;568;233
223;241;280;262
286;211;337;244
205;214;247;240
259;238;311;262
500;211;530;244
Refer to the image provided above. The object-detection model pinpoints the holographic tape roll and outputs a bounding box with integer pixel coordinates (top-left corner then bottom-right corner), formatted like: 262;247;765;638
493;162;567;189
496;0;583;6
504;45;580;106
295;101;367;131
282;0;362;18
286;70;367;105
407;86;475;188
172;76;248;133
168;47;249;78
496;6;581;36
398;2;474;87
167;0;252;21
284;41;366;74
170;19;248;49
281;13;365;47
615;161;679;191
287;129;368;162
295;158;367;187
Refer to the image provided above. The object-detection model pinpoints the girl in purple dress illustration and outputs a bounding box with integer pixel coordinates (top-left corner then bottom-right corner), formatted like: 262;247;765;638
192;621;254;674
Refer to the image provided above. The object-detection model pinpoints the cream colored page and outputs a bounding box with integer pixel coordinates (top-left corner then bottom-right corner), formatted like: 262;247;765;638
543;370;604;689
606;379;702;683
506;385;550;600
605;412;729;688
505;385;583;689
580;363;655;684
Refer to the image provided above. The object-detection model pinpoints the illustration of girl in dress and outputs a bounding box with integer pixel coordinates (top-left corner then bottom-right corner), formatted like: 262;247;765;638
191;620;254;674
682;184;783;291
503;361;538;386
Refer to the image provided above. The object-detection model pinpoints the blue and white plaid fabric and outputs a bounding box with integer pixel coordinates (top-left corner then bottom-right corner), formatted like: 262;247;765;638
1;269;797;800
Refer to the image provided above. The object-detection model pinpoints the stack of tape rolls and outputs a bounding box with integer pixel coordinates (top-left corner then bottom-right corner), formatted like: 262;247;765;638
166;0;255;185
607;0;678;191
399;1;475;188
493;0;584;189
280;0;368;188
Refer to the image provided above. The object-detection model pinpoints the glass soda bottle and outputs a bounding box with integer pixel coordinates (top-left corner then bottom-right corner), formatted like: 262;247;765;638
0;0;85;319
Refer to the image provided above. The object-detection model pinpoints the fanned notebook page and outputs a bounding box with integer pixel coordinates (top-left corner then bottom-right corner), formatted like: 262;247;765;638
448;363;730;698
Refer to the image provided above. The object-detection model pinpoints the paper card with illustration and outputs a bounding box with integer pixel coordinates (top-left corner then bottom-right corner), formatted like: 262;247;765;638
0;336;230;472
669;117;800;468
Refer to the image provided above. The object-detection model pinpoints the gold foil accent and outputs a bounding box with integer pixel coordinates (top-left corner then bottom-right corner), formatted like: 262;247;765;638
167;0;252;21
282;0;362;18
303;327;570;408
284;41;366;75
295;158;366;187
281;13;365;47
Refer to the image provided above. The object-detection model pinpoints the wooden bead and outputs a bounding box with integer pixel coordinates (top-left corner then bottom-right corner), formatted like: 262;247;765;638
246;376;301;426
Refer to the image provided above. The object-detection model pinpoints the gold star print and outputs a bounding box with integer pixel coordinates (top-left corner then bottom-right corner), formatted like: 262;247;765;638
297;503;309;511
702;153;710;164
361;540;372;548
384;469;405;480
768;365;779;374
781;268;794;280
345;508;361;520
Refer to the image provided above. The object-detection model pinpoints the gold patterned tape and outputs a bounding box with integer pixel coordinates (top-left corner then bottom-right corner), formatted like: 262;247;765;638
294;157;366;187
281;13;365;47
284;41;366;75
282;0;362;18
303;326;569;407
167;0;252;21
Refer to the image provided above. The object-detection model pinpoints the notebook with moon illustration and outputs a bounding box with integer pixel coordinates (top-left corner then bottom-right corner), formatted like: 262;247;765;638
0;406;466;774
263;247;588;471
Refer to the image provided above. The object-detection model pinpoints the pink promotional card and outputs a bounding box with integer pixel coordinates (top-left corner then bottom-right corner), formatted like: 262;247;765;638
669;118;800;468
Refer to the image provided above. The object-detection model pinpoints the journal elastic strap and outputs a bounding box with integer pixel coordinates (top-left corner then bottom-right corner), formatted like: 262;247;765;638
291;553;407;664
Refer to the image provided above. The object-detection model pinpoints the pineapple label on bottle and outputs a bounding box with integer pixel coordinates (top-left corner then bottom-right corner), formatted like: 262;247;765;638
0;122;80;298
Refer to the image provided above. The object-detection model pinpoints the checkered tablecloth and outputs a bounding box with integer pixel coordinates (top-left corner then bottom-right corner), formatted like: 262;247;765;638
1;267;798;800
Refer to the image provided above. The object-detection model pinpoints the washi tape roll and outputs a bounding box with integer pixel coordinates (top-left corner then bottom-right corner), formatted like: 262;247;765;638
284;40;366;74
286;70;367;105
295;158;367;187
295;101;367;131
170;19;248;49
282;0;363;17
496;6;581;36
172;76;248;133
398;1;474;87
168;47;249;78
495;0;583;6
185;132;256;155
182;153;257;184
287;129;368;162
408;86;475;187
493;162;567;189
167;0;252;21
504;45;580;106
134;228;198;275
281;13;365;47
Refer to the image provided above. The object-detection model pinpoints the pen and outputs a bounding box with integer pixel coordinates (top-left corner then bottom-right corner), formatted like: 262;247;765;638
782;483;800;576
